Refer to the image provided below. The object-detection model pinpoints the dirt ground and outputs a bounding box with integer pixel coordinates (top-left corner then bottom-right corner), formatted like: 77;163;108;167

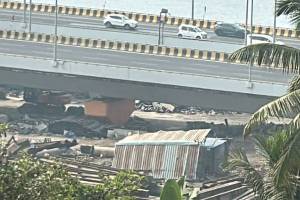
133;110;252;125
0;98;272;167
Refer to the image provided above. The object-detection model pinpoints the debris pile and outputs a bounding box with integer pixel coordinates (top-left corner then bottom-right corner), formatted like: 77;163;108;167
18;103;66;116
135;101;232;115
188;176;251;200
10;119;48;135
135;101;175;113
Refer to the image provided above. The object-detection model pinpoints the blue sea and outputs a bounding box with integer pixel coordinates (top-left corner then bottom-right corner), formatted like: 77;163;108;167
16;0;292;28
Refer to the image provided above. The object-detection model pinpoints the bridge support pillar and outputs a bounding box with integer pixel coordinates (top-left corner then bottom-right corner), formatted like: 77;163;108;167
84;98;135;125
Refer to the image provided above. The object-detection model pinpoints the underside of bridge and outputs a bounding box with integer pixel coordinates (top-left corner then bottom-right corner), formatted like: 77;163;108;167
20;87;135;125
0;67;275;113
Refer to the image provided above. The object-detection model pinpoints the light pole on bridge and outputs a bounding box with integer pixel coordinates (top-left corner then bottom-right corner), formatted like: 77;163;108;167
158;8;168;46
192;0;195;20
29;0;32;32
23;0;27;28
249;0;253;84
53;0;58;65
244;0;248;46
273;0;277;44
245;0;253;87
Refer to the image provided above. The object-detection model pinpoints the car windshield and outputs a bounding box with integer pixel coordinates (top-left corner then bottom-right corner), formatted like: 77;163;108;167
195;28;202;32
233;24;242;29
123;16;129;20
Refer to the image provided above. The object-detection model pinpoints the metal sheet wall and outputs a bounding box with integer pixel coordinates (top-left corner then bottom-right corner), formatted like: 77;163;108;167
113;144;200;180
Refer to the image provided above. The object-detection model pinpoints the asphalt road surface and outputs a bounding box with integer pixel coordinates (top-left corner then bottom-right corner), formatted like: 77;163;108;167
1;9;300;53
0;38;293;84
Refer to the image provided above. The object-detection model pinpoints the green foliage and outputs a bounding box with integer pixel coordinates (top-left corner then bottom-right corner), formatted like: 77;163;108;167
229;43;300;74
99;170;145;200
0;154;144;200
0;154;81;200
276;0;300;29
177;176;185;190
254;132;288;166
160;179;182;200
228;0;300;73
0;123;8;137
226;131;299;200
227;5;300;197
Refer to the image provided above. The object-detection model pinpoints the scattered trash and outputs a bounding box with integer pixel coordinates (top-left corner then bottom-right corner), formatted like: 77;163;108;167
48;118;107;138
80;145;95;155
66;106;84;116
135;101;228;115
107;128;145;139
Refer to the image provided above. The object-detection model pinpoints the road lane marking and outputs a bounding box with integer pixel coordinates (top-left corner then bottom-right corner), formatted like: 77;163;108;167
69;23;101;28
81;56;108;62
29;50;51;55
0;47;8;51
150;59;172;63
130;61;158;66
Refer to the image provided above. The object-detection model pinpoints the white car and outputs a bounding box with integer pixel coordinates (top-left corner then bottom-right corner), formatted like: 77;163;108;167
177;25;207;40
247;34;284;45
103;14;138;30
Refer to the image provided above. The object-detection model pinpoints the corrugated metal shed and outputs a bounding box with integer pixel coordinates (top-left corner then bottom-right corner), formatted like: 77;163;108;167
113;129;214;180
117;129;213;145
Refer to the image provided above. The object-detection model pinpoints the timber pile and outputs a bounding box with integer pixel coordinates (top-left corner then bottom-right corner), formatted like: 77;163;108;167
191;176;252;200
39;157;150;199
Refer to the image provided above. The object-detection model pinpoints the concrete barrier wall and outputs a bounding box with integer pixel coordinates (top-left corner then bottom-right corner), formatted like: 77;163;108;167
2;1;299;38
0;30;230;62
0;1;215;29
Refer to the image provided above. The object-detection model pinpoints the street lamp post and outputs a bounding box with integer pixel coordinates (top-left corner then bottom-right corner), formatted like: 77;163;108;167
53;0;58;64
23;0;26;27
192;0;195;20
29;0;32;32
273;0;277;43
158;8;168;46
250;0;253;46
248;0;253;84
244;0;249;46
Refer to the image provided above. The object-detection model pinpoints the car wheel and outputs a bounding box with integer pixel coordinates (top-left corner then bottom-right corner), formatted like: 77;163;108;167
237;32;245;39
178;34;183;38
196;36;202;40
104;22;112;28
215;30;222;36
124;24;131;30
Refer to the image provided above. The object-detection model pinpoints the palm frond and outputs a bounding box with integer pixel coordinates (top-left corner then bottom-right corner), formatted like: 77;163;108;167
288;75;300;92
254;132;288;166
255;131;298;199
277;0;300;16
297;21;300;30
262;180;293;200
226;150;289;199
272;114;300;199
226;150;265;196
244;89;300;136
277;0;300;28
229;43;300;73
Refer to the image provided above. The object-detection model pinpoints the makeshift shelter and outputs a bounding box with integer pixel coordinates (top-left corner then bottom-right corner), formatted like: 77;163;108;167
113;129;229;180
